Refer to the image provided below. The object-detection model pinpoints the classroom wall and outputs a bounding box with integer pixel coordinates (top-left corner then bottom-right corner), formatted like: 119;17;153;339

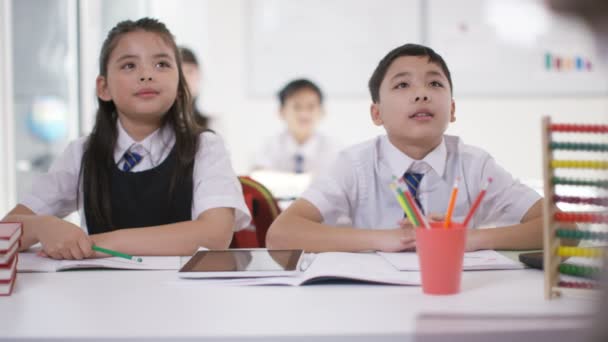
151;0;608;183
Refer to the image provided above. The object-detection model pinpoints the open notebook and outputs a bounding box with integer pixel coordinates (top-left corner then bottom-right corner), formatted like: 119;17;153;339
377;250;524;271
177;252;421;286
18;252;181;272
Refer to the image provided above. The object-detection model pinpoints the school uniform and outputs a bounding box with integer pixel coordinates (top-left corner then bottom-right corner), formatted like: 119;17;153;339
301;134;540;229
20;120;251;232
252;131;341;174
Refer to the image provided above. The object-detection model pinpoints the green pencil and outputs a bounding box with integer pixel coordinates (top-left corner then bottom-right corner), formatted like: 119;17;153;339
92;245;142;262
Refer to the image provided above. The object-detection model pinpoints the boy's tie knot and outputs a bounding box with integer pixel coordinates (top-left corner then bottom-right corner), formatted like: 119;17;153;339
403;172;424;214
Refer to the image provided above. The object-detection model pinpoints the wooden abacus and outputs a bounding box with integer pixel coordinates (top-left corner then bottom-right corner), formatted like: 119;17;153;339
542;117;608;299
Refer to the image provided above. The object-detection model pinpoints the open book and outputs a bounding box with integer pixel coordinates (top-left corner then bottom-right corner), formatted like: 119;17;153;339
177;252;421;286
377;250;524;271
18;252;181;272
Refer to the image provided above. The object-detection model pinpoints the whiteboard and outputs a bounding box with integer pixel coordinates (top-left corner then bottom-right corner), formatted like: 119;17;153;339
247;0;422;97
427;0;608;96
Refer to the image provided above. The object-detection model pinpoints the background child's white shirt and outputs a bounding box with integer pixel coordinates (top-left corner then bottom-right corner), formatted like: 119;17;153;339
19;122;251;232
301;134;541;229
251;130;342;175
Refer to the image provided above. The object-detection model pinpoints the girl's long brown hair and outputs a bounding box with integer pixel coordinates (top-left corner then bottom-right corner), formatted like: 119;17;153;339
80;18;201;229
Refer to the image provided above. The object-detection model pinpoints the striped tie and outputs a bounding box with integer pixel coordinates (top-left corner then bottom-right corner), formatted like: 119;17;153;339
122;150;143;172
403;172;424;214
294;154;304;174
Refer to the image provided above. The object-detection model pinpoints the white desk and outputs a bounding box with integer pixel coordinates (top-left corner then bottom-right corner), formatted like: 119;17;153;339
0;266;597;341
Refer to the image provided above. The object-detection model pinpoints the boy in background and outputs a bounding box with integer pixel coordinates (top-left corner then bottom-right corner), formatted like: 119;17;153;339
252;79;341;175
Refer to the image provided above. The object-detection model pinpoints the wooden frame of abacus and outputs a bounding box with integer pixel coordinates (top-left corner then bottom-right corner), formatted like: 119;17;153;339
542;116;608;299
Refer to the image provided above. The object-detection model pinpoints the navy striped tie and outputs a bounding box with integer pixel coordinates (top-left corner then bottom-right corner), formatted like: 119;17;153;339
294;154;304;174
122;150;143;172
403;172;424;214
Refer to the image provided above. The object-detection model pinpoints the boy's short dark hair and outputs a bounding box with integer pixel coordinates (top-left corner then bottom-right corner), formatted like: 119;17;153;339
278;79;324;107
368;43;453;103
180;46;199;65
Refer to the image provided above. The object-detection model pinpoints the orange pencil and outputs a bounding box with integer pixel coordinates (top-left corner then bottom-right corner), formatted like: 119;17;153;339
444;178;459;228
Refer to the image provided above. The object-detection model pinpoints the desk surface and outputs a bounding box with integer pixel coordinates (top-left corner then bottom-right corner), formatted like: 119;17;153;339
0;265;597;341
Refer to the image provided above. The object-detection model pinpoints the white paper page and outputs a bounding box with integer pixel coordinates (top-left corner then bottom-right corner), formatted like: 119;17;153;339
378;250;524;271
18;252;180;272
18;253;61;272
57;256;181;270
231;252;421;286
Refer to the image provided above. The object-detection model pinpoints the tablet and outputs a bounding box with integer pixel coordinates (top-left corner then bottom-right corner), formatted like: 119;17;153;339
178;249;304;278
518;252;543;270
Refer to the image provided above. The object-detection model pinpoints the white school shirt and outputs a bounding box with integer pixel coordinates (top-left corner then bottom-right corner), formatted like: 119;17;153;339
301;134;541;229
20;120;251;232
252;131;341;174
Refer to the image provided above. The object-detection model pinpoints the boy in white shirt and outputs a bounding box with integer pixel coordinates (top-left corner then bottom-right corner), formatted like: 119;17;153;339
252;79;341;175
266;43;543;253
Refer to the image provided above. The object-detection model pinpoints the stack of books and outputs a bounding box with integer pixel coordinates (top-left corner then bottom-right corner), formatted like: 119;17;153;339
0;222;22;296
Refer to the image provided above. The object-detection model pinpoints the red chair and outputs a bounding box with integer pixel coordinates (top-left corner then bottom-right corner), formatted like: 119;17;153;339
231;176;281;248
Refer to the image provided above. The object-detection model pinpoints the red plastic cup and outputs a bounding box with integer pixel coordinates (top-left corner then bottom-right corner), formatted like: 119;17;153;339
416;222;466;295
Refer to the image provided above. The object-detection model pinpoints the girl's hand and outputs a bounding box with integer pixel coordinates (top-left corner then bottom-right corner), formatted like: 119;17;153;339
35;216;94;260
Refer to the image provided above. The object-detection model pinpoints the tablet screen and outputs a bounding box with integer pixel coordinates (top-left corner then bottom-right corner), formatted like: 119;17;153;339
179;249;303;273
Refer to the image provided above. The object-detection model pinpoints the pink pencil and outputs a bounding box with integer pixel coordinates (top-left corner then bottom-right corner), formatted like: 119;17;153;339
403;187;430;229
463;177;493;228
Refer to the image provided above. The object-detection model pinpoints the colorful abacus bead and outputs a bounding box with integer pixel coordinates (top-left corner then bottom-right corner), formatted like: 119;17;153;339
554;212;608;224
551;160;608;169
550;142;608;152
557;246;603;258
559;264;601;279
556;229;608;241
550;124;608;133
552;177;608;188
553;195;608;207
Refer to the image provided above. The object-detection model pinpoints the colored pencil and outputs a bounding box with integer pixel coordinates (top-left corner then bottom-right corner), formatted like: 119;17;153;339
444;178;460;228
463;177;493;228
402;186;430;229
390;182;419;227
92;245;142;262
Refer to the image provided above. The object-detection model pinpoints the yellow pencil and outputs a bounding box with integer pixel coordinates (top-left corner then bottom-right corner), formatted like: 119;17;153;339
390;183;418;226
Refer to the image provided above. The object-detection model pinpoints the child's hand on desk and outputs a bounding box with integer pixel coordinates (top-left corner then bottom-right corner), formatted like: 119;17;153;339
374;220;416;252
35;216;94;260
388;214;445;253
427;213;479;252
427;213;445;223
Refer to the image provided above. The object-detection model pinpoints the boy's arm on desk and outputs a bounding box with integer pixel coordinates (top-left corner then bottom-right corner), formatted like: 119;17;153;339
268;198;578;253
466;199;578;251
266;198;417;253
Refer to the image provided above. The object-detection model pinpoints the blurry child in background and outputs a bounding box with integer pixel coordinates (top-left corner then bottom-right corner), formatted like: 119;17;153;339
250;79;341;199
180;46;211;130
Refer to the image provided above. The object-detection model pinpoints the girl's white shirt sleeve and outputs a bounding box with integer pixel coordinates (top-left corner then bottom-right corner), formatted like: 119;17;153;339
193;132;251;231
20;137;86;218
